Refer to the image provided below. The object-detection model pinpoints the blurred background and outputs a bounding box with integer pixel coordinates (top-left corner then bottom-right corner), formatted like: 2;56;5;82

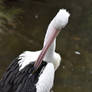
0;0;92;92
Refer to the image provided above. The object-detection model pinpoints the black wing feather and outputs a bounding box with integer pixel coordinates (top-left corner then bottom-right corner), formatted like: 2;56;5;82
0;56;47;92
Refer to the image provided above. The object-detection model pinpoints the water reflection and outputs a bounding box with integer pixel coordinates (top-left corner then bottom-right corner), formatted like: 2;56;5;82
0;0;92;92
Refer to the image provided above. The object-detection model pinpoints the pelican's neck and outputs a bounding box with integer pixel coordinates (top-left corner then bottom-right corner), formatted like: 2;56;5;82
43;23;56;62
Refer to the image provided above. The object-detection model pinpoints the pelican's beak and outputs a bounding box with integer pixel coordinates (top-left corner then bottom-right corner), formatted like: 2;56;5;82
33;29;60;71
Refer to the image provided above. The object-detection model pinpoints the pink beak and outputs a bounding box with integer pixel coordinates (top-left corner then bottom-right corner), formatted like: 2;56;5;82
33;29;60;71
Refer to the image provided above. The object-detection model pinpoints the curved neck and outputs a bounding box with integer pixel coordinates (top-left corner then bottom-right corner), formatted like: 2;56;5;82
43;24;56;61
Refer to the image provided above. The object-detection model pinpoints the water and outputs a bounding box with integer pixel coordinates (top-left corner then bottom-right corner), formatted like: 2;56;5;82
0;0;92;92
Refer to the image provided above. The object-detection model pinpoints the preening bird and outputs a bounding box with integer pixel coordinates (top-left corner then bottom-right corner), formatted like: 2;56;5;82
0;9;70;92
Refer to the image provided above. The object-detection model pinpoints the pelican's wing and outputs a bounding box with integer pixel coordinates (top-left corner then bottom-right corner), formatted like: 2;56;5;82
36;63;55;92
0;56;21;92
0;50;42;92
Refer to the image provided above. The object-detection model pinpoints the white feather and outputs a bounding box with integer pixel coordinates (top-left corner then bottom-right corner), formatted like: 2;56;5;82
18;51;41;71
36;63;54;92
53;9;70;30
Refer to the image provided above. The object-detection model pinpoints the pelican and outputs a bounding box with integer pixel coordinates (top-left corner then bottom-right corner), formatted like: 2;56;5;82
0;9;70;92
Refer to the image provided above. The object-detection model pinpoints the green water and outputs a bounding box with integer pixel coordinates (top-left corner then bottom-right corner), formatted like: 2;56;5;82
0;0;92;92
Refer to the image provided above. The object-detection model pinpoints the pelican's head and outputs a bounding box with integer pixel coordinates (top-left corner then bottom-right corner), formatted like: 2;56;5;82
34;9;70;71
50;9;70;31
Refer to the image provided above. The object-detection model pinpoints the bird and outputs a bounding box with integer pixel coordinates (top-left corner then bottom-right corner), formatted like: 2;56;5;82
0;9;70;92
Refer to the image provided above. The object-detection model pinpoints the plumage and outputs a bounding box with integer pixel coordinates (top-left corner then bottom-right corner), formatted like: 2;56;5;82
0;52;48;92
18;51;41;71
